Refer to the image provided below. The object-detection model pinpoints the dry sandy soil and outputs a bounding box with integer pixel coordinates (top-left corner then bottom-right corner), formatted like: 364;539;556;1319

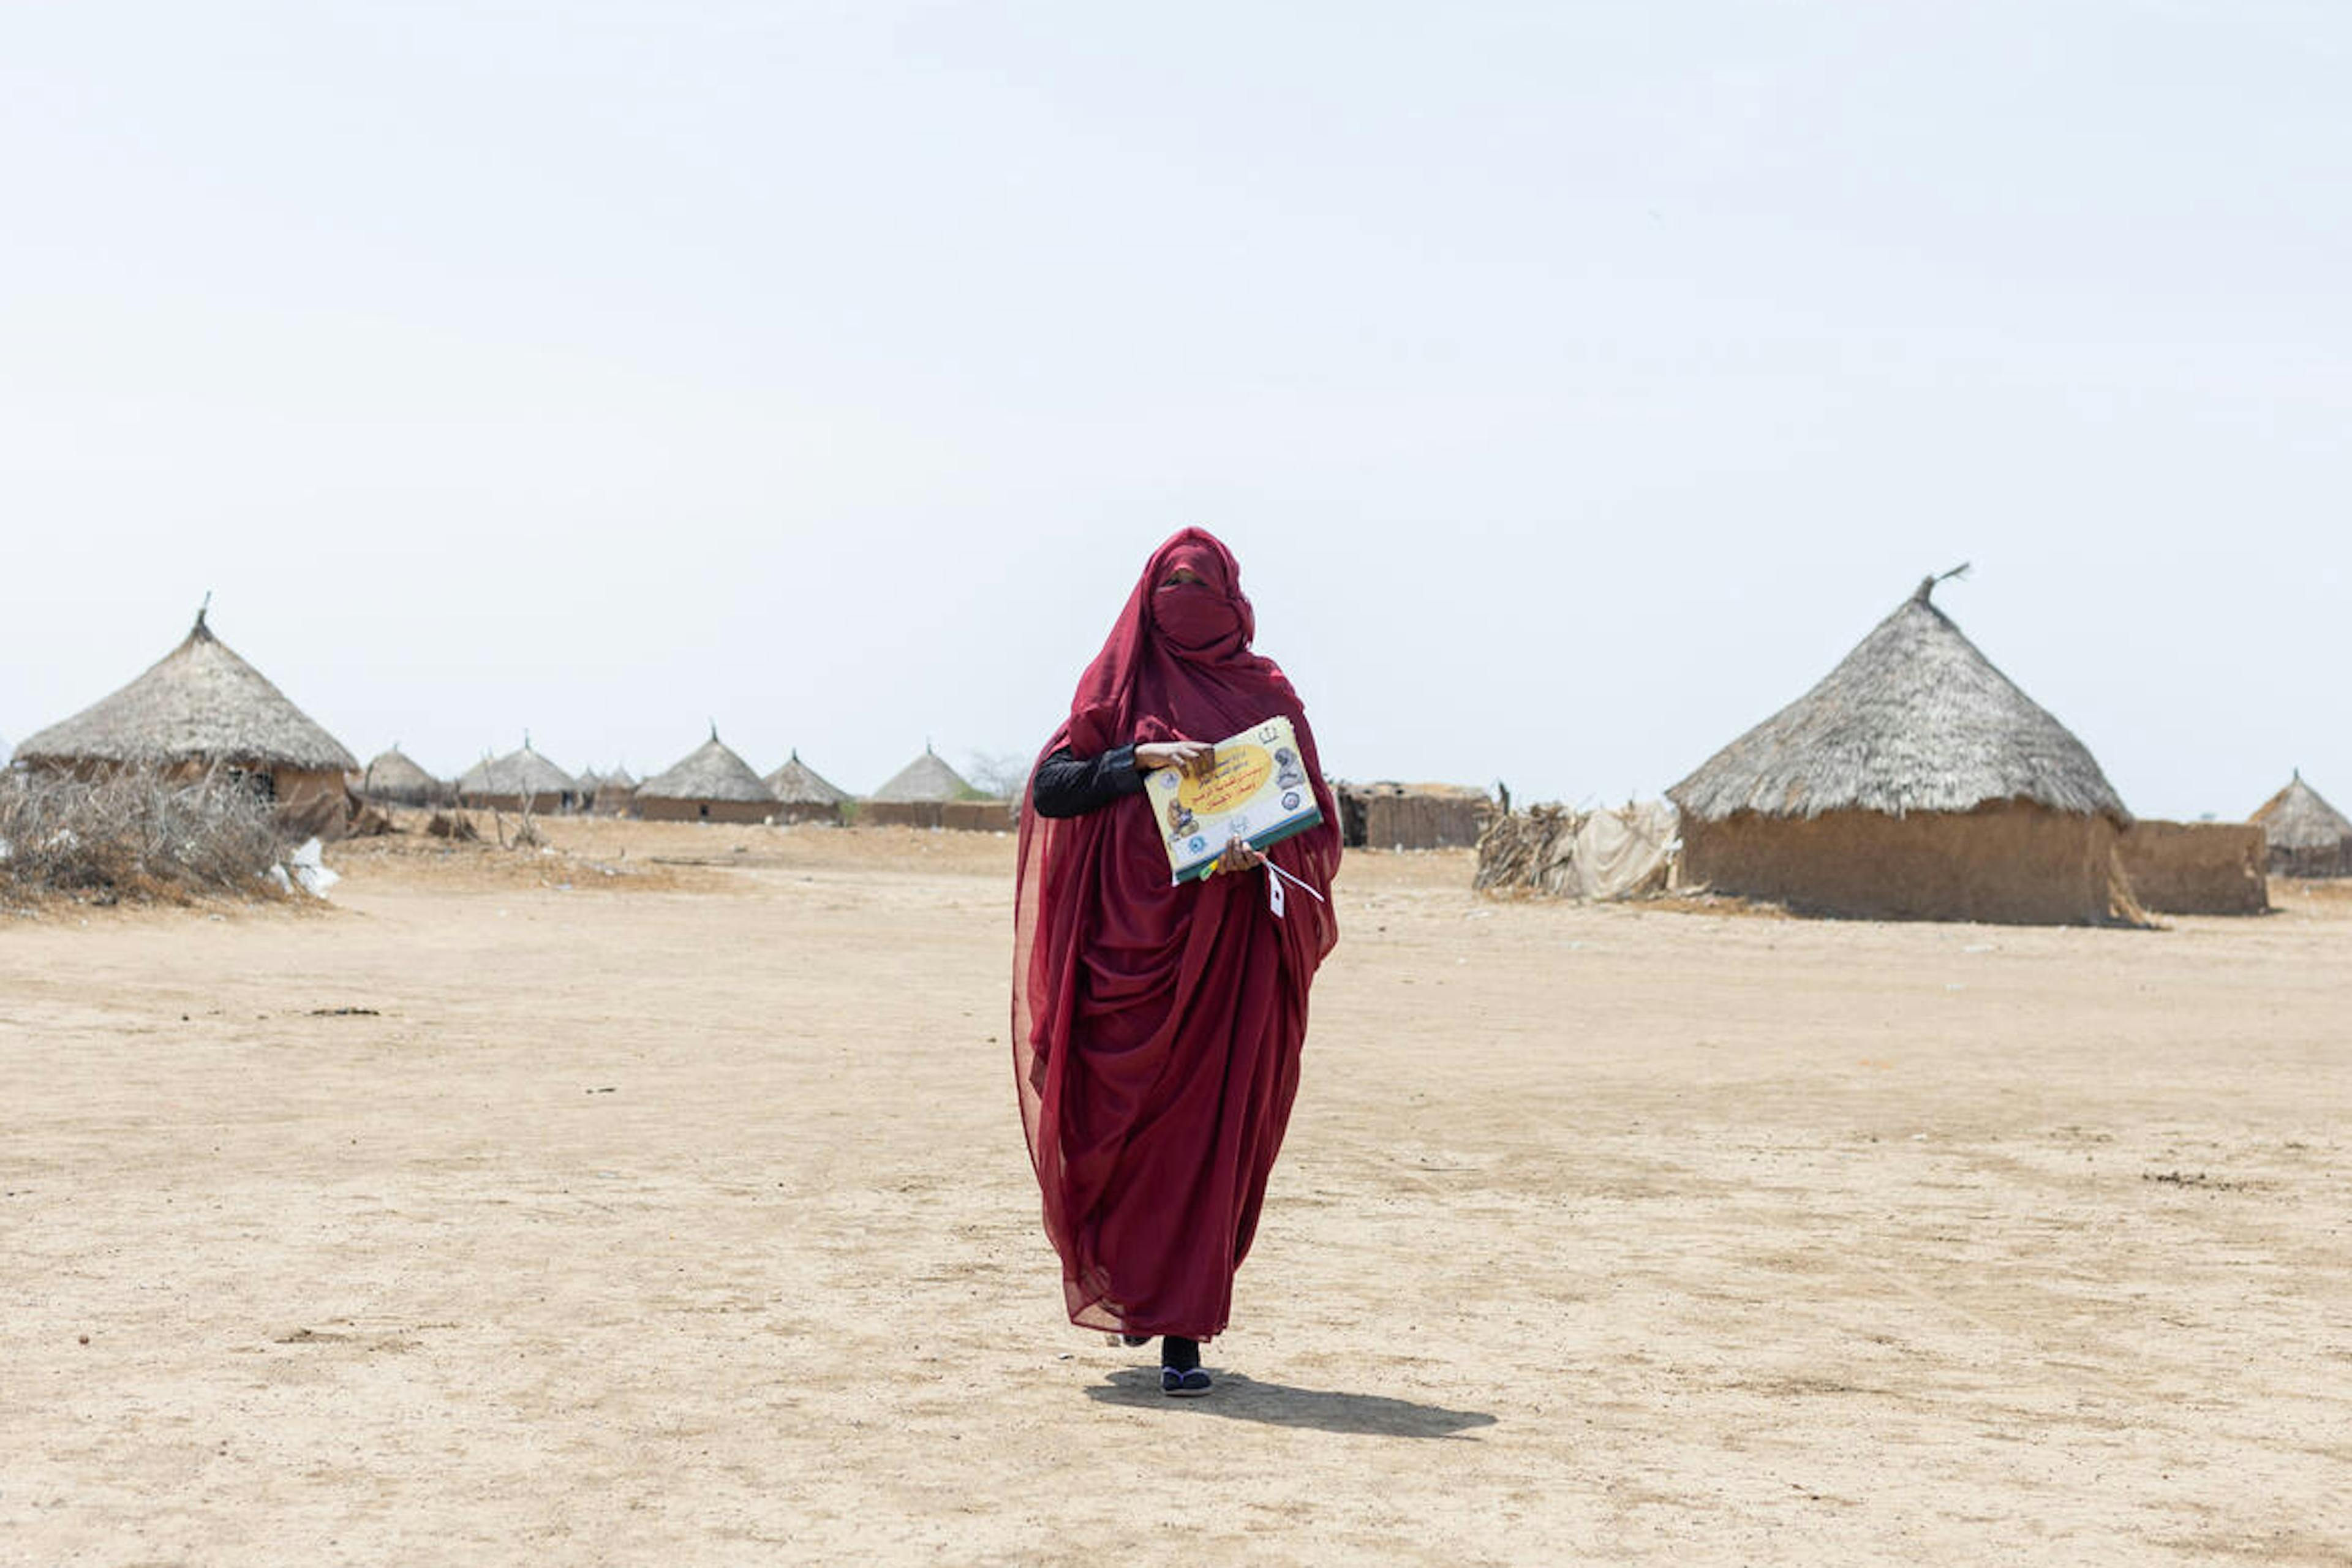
3;821;2345;1566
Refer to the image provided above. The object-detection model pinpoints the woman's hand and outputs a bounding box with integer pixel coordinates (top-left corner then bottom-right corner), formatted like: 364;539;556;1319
1212;834;1265;875
1135;740;1215;777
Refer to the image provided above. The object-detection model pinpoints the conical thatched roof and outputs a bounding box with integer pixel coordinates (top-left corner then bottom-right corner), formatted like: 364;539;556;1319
456;740;578;797
765;748;851;805
2251;773;2351;851
1670;577;2127;824
13;609;356;772
360;746;441;797
870;745;976;803
636;729;775;804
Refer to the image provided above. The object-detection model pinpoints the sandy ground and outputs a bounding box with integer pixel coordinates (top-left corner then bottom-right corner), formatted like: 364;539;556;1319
2;822;2346;1566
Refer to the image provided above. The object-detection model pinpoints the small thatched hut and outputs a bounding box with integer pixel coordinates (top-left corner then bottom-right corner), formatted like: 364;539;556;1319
1668;576;2141;925
864;745;993;829
2250;772;2352;878
765;749;851;826
356;745;448;807
579;764;636;816
456;739;579;814
12;607;358;824
635;728;777;823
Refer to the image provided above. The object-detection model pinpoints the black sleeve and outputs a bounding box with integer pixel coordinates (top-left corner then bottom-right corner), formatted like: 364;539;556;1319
1031;744;1145;818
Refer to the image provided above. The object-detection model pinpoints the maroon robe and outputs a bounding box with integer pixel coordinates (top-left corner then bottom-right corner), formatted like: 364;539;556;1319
1011;529;1341;1338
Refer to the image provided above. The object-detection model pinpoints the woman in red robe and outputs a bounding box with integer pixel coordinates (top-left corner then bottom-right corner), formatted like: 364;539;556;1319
1011;529;1342;1396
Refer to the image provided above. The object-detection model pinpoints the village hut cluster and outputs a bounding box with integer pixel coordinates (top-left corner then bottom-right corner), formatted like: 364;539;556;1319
421;734;947;829
7;589;2346;926
0;608;995;842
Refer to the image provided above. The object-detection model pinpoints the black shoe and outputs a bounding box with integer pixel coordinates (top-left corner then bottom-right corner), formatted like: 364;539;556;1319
1161;1365;1213;1397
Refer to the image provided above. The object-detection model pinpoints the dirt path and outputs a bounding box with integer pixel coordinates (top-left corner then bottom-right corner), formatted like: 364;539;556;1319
3;826;2345;1565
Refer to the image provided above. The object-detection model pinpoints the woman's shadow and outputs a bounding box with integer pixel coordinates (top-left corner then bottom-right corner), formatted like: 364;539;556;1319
1085;1367;1497;1439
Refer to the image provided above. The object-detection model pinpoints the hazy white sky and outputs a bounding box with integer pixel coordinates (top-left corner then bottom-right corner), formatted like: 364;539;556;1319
3;2;2345;816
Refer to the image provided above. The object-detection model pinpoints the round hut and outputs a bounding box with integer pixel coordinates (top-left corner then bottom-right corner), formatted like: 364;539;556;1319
356;745;448;807
764;748;851;826
2250;772;2352;878
635;728;777;824
588;764;638;816
1667;575;2142;925
456;738;579;814
12;606;358;824
863;745;993;829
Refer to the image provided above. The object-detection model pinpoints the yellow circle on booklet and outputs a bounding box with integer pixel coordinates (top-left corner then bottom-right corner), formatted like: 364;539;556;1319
1178;744;1273;816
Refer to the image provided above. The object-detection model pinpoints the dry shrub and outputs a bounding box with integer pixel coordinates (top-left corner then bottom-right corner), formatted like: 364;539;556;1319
0;765;291;907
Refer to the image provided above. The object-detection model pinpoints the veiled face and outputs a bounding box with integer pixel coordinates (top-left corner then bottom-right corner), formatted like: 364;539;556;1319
1151;548;1243;655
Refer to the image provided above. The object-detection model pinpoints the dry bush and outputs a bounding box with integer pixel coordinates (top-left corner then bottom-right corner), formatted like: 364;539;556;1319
0;765;292;907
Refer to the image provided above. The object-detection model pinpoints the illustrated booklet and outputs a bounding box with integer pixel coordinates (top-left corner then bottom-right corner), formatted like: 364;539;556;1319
1145;715;1324;883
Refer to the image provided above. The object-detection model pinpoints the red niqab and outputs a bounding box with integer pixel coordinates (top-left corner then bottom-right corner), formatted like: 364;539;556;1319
1012;529;1341;1338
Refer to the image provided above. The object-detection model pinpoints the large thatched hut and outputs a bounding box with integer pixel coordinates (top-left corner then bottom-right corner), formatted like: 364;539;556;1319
456;739;579;813
2251;772;2352;878
1668;576;2141;925
864;745;1000;829
765;749;851;826
356;745;448;807
12;607;357;823
635;729;777;823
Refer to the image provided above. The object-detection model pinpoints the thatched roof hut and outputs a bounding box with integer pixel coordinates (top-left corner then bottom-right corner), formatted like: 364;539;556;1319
456;738;579;813
575;764;638;817
635;728;777;823
765;748;850;825
1668;575;2141;924
2251;772;2352;878
865;745;997;828
13;607;356;818
357;745;447;807
870;746;976;803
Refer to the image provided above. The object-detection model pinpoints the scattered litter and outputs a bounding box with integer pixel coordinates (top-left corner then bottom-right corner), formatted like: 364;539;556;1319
271;837;340;899
308;1007;380;1017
